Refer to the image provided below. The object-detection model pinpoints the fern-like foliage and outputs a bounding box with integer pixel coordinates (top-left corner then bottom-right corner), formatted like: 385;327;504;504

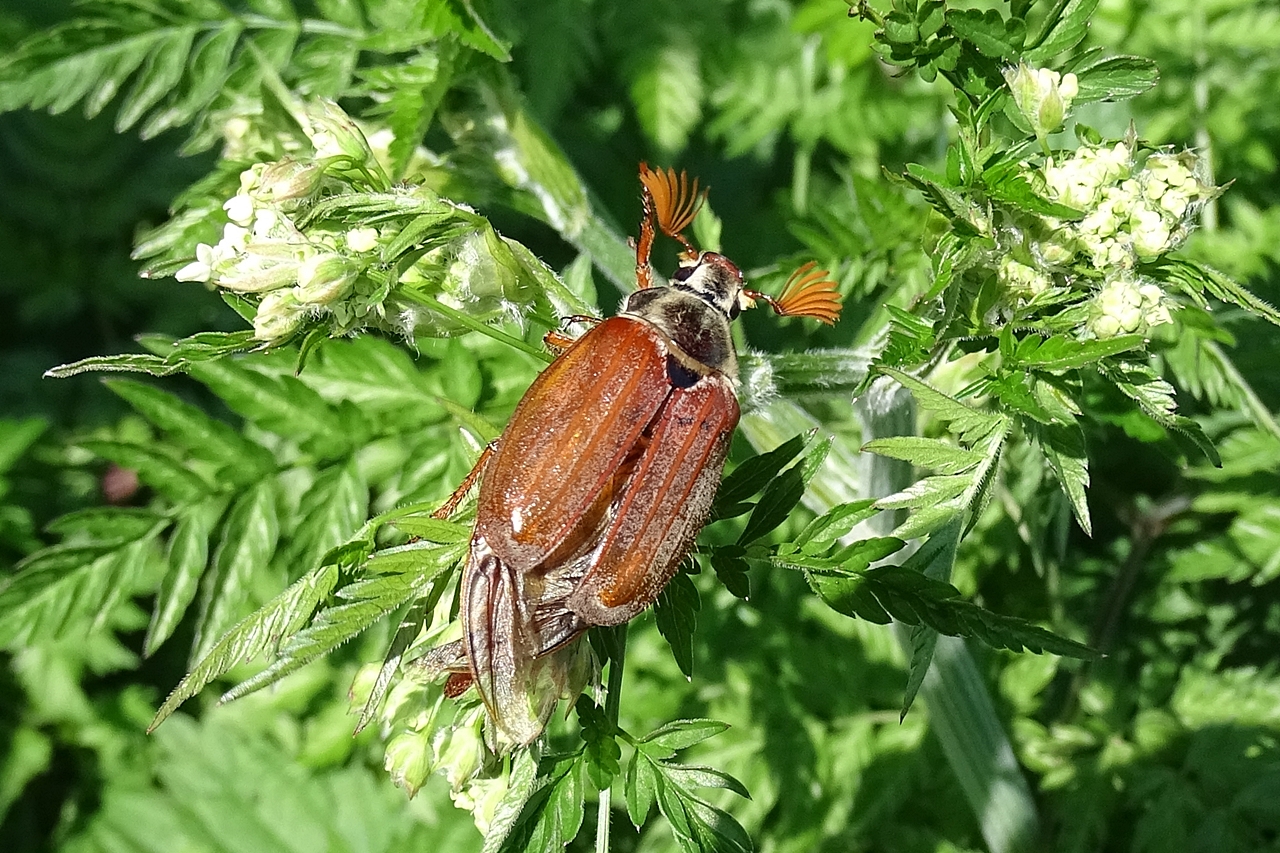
0;0;508;156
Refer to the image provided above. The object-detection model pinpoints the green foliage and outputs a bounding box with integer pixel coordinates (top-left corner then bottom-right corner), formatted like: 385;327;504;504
4;1;1280;853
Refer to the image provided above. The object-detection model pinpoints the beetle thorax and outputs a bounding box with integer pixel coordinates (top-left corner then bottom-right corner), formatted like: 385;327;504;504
618;252;747;378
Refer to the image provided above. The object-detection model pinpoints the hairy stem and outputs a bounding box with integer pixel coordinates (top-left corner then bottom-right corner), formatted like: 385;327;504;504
596;624;628;853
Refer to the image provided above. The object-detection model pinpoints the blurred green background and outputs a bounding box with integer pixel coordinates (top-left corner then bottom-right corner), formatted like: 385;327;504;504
2;1;1280;852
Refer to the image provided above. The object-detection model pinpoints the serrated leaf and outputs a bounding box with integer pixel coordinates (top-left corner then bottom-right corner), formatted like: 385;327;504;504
1070;55;1159;104
1027;0;1098;60
659;764;751;799
105;379;276;478
220;540;465;704
880;368;1005;443
483;748;540;853
1008;333;1145;372
863;436;985;474
77;438;211;502
737;462;806;545
145;496;229;657
279;461;368;574
654;571;700;679
630;42;702;154
186;360;350;458
945;9;1025;57
641;719;730;755
899;517;961;720
709;550;750;600
626;748;659;828
810;565;1096;658
191;480;280;663
1030;423;1092;536
714;432;811;515
388;515;470;543
149;562;339;730
788;500;879;554
44;353;172;377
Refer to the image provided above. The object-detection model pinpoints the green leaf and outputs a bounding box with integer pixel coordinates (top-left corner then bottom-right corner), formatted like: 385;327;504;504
185;359;350;458
900;517;961;720
714;431;811;516
145;496;229;657
808;565;1096;658
498;752;586;853
625;747;660;829
387;515;470;544
1069;54;1159;104
879;368;1006;443
737;462;806;545
0;418;46;473
1006;333;1145;372
654;570;700;679
278;461;369;574
44;353;171;377
104;379;276;478
191;480;280;663
220;540;465;703
709;549;750;600
945;9;1025;58
630;42;703;154
862;436;986;474
77;439;211;502
149;562;340;730
640;719;731;756
786;500;880;555
1030;422;1092;536
1027;0;1099;60
483;748;541;853
1099;361;1221;465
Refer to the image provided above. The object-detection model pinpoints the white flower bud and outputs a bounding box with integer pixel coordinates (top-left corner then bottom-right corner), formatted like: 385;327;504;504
175;241;235;283
218;223;249;255
223;193;255;226
1130;205;1174;259
384;730;434;798
294;253;358;305
308;100;373;163
345;227;379;253
253;289;305;341
1004;62;1078;139
218;245;303;292
256;158;325;203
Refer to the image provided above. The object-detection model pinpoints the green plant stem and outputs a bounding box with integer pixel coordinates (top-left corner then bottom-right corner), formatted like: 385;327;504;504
596;624;628;853
397;289;553;362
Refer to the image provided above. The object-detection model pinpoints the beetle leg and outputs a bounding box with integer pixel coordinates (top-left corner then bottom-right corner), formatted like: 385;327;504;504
635;172;658;289
431;441;498;520
544;315;602;353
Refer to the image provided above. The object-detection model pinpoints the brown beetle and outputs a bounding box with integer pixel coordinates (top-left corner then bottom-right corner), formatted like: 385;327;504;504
432;164;841;745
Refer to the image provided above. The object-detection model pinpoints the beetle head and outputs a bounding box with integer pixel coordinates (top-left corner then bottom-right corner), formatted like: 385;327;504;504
670;251;750;321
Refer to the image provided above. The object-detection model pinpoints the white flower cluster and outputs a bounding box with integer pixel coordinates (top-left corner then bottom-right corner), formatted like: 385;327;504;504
1087;275;1173;338
175;158;381;341
1036;143;1216;272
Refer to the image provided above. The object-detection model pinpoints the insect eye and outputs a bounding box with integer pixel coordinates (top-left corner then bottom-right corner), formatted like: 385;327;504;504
671;265;696;283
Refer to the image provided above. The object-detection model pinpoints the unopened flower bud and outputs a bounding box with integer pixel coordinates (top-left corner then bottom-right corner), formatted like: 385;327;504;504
219;245;303;292
1088;276;1172;338
253;289;305;341
385;730;434;798
295;253;358;305
1005;63;1078;139
257;158;325;203
345;227;379;253
308;100;373;163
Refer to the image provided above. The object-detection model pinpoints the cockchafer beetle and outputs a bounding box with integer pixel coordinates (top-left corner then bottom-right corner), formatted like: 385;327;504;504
429;164;842;746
